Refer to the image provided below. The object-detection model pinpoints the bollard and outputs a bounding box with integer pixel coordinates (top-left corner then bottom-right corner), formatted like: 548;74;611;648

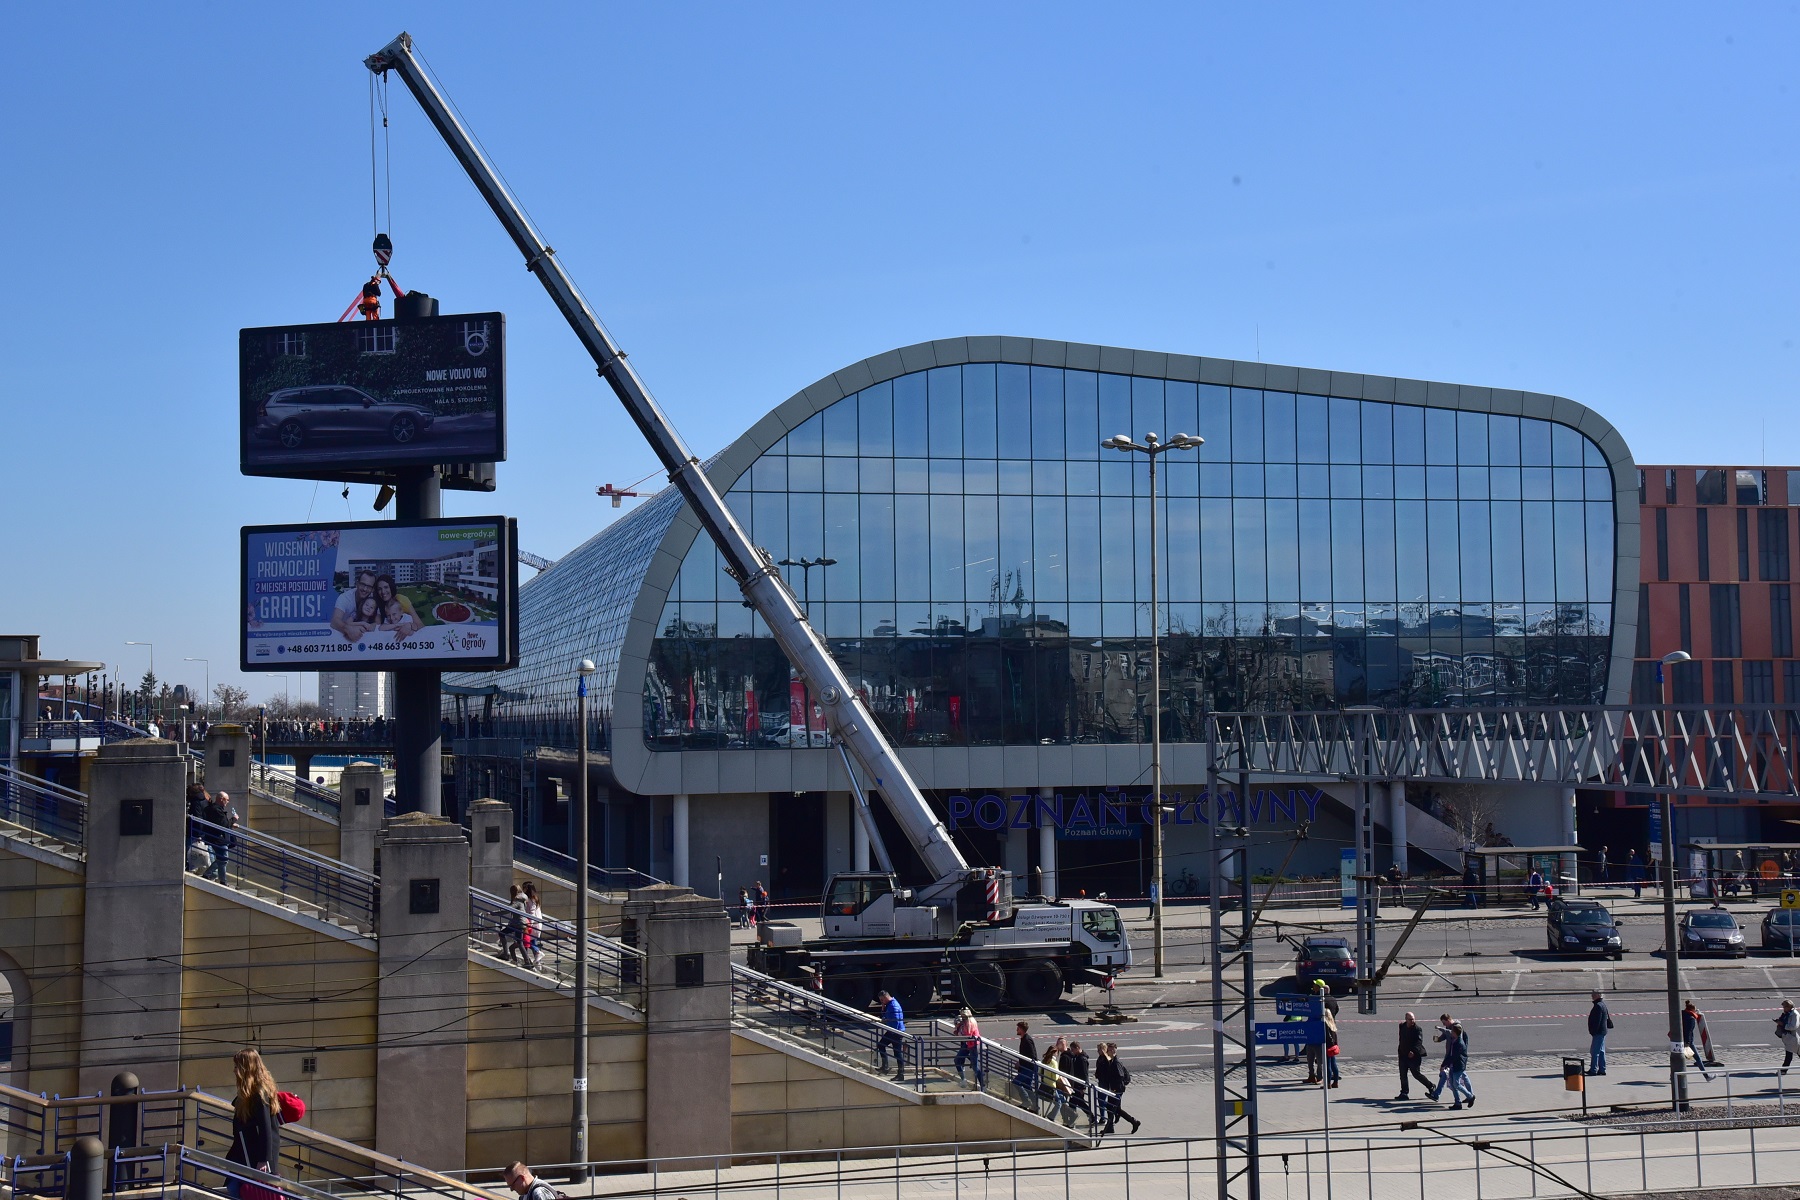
108;1071;142;1186
66;1136;103;1200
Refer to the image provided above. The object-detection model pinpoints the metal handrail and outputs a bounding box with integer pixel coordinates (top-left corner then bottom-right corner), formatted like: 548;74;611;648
726;963;1113;1133
0;762;88;848
192;816;378;933
469;888;645;1005
511;835;662;893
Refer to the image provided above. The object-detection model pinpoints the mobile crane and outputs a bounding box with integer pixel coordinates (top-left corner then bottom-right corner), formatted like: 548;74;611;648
365;33;1133;1012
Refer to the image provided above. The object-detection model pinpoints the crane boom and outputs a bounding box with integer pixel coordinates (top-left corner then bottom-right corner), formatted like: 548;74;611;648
365;32;969;883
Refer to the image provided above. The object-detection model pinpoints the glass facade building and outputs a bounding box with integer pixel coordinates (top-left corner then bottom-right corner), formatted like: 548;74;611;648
453;338;1638;809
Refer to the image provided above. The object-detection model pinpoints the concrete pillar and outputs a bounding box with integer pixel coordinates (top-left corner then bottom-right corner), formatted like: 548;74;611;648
1560;786;1579;891
80;740;186;1093
468;798;514;899
293;752;314;784
339;761;386;876
202;724;250;801
1388;782;1409;874
621;884;731;1162
1002;815;1030;883
376;814;469;1169
672;793;690;887
1039;822;1057;899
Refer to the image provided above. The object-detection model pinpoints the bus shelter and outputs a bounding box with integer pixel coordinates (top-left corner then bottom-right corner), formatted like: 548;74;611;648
1683;842;1800;900
1462;845;1586;907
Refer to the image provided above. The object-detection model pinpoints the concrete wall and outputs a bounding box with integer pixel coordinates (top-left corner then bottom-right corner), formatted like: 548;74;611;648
0;850;85;1100
244;792;341;858
179;886;378;1146
465;960;646;1169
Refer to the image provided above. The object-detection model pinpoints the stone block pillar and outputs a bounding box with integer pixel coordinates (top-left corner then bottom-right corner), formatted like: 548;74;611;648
621;884;731;1162
80;740;186;1093
1038;821;1058;899
1560;786;1579;891
339;761;386;876
468;799;513;899
376;814;469;1168
203;724;250;801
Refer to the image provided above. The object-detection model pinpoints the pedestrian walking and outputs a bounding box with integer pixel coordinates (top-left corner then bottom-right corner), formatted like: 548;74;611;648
1396;1012;1433;1100
520;882;543;969
1322;1007;1341;1089
1776;1000;1800;1071
953;1007;986;1089
1095;1042;1141;1134
875;989;907;1079
1596;845;1611;884
1428;1013;1455;1100
502;1162;560;1200
753;880;770;925
737;887;752;929
498;884;528;964
1683;1000;1717;1066
1527;867;1545;910
1061;1040;1095;1124
1587;991;1612;1076
1385;863;1405;910
226;1048;281;1197
200;791;239;883
1628;849;1645;899
1012;1022;1039;1112
1441;1020;1475;1109
1040;1039;1072;1124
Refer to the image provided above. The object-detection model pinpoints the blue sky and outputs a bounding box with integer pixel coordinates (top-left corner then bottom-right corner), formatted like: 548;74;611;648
3;5;1795;704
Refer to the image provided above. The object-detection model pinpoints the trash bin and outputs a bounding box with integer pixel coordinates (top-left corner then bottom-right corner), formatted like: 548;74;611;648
1562;1056;1585;1092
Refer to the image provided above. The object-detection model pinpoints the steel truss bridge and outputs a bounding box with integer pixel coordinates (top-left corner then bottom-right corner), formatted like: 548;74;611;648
1199;703;1800;1200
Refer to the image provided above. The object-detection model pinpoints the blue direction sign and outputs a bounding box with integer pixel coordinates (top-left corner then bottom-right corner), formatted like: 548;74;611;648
1275;997;1324;1018
1255;1020;1324;1045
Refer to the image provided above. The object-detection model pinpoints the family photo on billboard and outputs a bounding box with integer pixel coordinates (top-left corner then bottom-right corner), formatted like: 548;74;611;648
241;518;516;670
239;312;505;476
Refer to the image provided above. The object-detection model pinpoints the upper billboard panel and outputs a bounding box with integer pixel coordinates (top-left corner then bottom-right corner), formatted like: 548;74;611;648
242;516;517;671
240;313;504;478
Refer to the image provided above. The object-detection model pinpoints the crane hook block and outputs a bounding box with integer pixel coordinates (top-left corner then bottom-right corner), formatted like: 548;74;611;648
373;233;393;268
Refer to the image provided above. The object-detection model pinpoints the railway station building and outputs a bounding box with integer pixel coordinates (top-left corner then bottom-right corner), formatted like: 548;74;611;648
447;337;1642;901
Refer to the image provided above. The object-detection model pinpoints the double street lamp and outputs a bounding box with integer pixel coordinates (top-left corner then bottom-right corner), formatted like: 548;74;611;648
1101;431;1204;977
777;556;837;619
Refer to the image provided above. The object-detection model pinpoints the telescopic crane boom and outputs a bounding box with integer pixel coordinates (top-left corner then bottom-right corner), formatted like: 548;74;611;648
365;32;970;883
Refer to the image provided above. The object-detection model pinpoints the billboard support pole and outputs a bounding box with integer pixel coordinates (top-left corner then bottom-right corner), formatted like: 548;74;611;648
393;466;443;816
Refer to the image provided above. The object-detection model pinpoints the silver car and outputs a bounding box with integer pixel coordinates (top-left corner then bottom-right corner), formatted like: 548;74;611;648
255;385;435;449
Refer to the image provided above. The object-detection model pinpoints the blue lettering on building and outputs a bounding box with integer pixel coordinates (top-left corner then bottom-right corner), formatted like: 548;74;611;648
947;787;1326;835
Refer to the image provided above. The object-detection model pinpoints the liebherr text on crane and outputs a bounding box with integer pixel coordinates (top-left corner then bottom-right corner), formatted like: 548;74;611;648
365;32;1132;1012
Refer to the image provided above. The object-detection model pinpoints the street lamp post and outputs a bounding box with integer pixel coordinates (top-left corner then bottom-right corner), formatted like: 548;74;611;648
571;657;597;1178
1658;649;1692;1112
185;658;211;720
1103;430;1203;978
776;556;837;619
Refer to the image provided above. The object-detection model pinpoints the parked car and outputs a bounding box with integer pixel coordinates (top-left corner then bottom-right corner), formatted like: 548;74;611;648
1295;935;1356;993
1546;897;1624;959
1679;908;1747;958
1760;907;1800;953
254;385;436;449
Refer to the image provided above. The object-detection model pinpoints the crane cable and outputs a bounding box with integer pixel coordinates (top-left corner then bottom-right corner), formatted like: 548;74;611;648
340;73;402;322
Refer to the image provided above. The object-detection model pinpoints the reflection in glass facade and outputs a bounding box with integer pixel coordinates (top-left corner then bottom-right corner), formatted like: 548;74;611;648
642;365;1618;751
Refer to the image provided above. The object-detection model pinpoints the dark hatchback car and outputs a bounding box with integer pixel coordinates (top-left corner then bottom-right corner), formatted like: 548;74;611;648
1762;907;1800;953
1295;935;1357;993
1679;908;1747;958
1546;898;1623;959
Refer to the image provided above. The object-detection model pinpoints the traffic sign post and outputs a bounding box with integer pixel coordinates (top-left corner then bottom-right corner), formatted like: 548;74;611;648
1785;890;1800;959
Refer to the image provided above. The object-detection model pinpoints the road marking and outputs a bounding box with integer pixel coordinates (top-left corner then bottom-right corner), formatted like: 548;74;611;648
1505;972;1523;1003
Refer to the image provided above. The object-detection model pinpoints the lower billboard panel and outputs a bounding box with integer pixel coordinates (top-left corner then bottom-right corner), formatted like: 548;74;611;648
242;517;517;671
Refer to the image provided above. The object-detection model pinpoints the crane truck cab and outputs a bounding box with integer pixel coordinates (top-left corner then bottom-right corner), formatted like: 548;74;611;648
750;870;1133;1013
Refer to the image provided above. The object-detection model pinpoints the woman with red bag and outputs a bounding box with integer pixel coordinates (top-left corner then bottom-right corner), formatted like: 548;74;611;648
227;1048;282;1199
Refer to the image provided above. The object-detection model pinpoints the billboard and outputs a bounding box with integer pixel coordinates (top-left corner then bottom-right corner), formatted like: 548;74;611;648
241;517;518;671
240;313;504;477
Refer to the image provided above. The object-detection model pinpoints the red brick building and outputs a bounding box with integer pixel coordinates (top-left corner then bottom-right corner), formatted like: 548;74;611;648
1582;465;1800;852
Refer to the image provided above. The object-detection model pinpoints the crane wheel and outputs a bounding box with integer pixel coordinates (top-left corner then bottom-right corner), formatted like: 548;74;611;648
1006;961;1063;1008
884;970;935;1014
822;972;875;1012
954;962;1006;1010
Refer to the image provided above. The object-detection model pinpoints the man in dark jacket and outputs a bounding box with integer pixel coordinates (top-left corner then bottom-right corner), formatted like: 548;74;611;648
1587;991;1612;1075
1060;1040;1094;1126
1013;1022;1039;1112
1396;1011;1433;1099
1095;1042;1141;1134
199;791;238;883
